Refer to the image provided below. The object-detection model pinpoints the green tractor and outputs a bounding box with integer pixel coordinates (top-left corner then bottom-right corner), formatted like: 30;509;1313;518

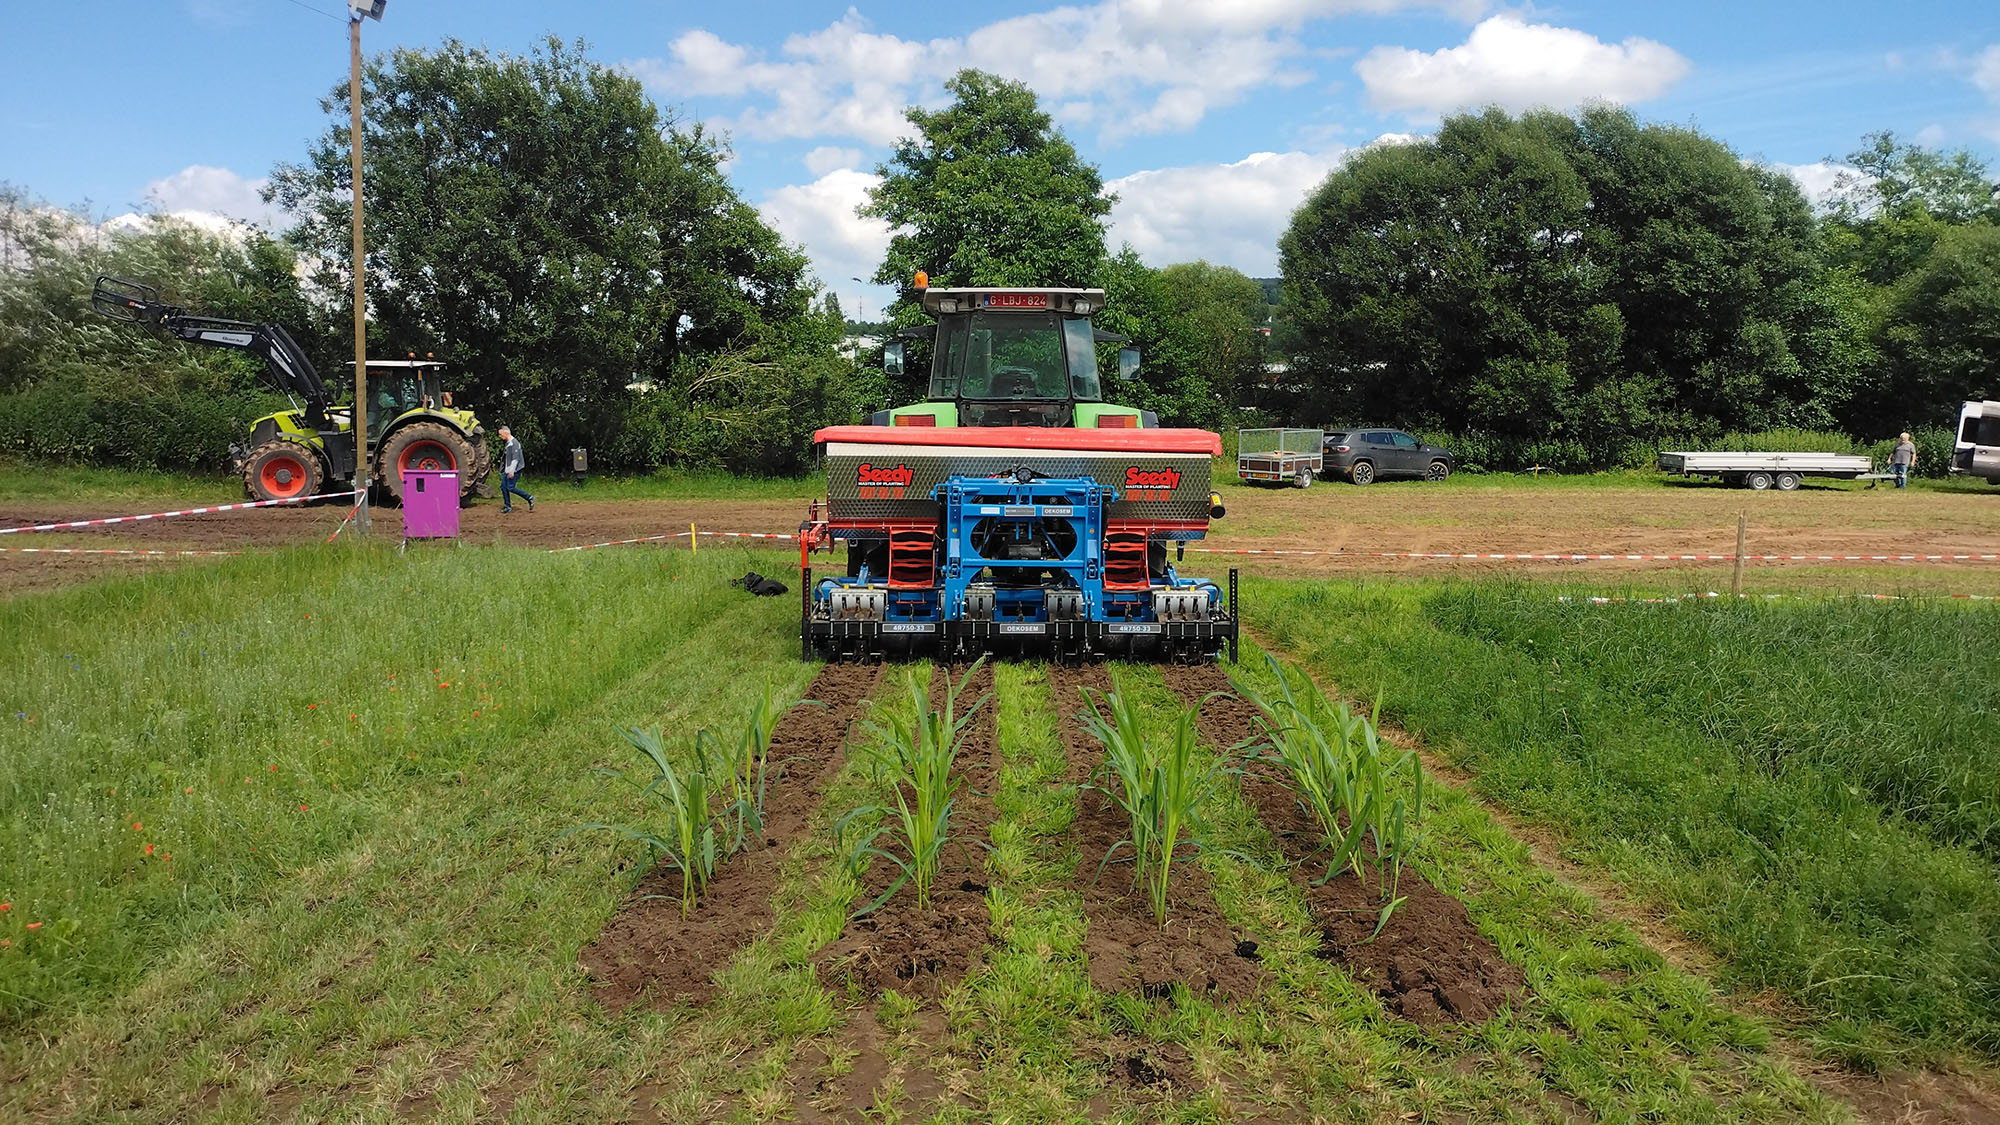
92;276;491;504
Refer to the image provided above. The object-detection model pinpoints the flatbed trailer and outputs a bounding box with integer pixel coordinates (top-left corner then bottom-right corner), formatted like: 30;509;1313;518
1238;428;1324;488
1659;451;1885;490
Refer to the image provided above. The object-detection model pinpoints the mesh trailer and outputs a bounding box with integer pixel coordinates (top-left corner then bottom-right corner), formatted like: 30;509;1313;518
1237;427;1325;488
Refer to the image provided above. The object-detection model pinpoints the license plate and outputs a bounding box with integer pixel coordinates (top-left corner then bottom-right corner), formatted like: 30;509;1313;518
997;623;1046;635
983;292;1048;308
882;623;935;633
1108;623;1162;634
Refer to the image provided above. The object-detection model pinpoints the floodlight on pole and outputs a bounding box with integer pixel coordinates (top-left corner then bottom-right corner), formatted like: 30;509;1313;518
350;0;386;20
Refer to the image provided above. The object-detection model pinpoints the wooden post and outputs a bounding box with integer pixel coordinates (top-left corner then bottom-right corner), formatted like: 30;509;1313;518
1731;514;1746;598
349;13;370;533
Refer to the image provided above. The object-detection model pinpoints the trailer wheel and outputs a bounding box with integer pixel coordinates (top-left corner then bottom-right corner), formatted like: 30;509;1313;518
1294;467;1314;489
1745;471;1774;491
1775;472;1801;492
1350;461;1375;485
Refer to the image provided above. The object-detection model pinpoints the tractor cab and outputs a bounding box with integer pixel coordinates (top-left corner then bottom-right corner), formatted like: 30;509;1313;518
351;359;452;440
874;286;1151;429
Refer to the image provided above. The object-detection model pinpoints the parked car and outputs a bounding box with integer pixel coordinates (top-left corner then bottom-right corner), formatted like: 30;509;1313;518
1321;429;1456;485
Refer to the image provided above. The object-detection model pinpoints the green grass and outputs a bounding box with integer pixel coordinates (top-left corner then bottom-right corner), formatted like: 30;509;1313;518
0;547;1976;1119
515;467;817;502
0;461;242;505
1251;579;2000;1069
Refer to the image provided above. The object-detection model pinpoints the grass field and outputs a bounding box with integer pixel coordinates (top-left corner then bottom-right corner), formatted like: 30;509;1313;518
4;538;1997;1121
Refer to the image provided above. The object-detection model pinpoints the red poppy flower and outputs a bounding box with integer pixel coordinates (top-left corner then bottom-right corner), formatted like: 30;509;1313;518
25;922;41;931
131;821;142;831
145;843;155;856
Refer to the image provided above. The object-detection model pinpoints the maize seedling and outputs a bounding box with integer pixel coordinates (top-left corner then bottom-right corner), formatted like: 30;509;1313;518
1079;688;1226;927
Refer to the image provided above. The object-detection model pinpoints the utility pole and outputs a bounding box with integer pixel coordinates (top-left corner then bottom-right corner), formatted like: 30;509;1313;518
348;0;386;532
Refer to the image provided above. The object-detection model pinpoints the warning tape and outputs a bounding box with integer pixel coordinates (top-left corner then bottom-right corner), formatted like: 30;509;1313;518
550;529;798;553
1184;548;2000;563
0;490;360;535
324;494;369;544
0;546;239;558
1562;591;2000;604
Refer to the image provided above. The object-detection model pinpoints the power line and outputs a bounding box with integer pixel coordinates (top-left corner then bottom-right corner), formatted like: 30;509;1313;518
277;0;344;21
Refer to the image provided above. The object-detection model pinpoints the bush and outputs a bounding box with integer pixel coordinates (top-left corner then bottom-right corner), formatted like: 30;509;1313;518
0;381;280;470
1865;426;1954;478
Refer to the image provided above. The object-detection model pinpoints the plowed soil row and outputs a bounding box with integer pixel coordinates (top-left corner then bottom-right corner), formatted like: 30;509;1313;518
1046;664;1262;1001
579;661;885;1009
1165;663;1526;1026
815;661;1000;999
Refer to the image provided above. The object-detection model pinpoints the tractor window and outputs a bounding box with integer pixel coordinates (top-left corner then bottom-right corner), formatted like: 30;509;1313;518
929;318;968;400
1063;316;1101;401
960;313;1067;400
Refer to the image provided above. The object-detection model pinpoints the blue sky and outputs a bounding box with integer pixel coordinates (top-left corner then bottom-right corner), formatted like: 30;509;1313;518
6;1;1998;317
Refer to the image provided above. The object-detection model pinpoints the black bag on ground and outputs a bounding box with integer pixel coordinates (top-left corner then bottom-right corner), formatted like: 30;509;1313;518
738;571;789;597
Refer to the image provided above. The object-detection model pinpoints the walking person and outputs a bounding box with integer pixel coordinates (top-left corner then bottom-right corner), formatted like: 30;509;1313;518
1891;431;1916;489
498;426;535;513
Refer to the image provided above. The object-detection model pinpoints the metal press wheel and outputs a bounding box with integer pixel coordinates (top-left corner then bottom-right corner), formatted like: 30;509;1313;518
1425;460;1451;482
1350;461;1375;486
1775;472;1801;492
1294;467;1314;489
1745;471;1774;491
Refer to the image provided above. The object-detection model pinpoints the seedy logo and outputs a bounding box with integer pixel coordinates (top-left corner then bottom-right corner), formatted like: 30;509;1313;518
1124;466;1182;490
856;461;914;499
1124;465;1182;501
858;462;915;486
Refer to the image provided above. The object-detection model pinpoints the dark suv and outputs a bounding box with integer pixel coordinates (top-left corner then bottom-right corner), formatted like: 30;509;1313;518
1321;429;1456;485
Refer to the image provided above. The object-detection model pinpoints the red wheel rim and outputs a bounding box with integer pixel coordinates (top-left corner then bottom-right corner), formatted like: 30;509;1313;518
399;440;455;473
258;454;310;498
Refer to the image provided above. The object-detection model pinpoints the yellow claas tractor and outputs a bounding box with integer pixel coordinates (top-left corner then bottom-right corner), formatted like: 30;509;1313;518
92;276;490;504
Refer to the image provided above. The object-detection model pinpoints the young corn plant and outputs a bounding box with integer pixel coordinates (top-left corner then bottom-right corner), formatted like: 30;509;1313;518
716;688;825;853
845;657;989;913
1232;654;1425;937
1079;688;1226;927
572;726;729;918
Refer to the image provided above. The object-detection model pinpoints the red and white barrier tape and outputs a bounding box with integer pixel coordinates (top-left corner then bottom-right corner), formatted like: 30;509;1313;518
324;494;369;544
0;490;360;535
1563;591;2000;604
551;529;798;553
1184;548;2000;563
0;546;239;557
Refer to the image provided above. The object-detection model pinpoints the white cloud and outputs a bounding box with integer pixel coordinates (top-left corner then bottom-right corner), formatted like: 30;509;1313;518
804;146;864;176
1356;15;1690;117
1765;161;1867;213
756;168;894;293
1974;44;2000;99
626;1;1475;147
139;164;288;230
1106;149;1351;275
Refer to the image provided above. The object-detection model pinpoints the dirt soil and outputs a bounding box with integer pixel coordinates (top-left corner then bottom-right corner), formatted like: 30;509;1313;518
1166;663;1527;1026
816;661;1000;1000
1048;664;1263;1001
10;478;2000;597
578;662;883;1009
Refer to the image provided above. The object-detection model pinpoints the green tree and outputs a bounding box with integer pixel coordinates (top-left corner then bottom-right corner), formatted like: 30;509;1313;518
1279;106;1845;468
1871;223;2000;428
862;69;1113;400
266;37;822;466
1096;251;1266;427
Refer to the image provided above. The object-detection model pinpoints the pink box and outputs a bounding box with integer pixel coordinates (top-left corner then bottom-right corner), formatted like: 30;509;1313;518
401;469;460;540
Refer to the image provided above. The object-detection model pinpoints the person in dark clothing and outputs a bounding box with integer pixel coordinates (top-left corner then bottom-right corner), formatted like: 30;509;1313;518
498;426;535;513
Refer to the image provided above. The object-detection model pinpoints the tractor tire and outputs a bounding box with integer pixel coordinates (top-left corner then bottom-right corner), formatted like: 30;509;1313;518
242;440;324;503
1350;460;1375;486
466;430;495;498
377;422;477;504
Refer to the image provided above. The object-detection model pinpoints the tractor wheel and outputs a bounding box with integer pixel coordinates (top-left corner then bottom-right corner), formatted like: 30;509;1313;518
242;441;323;503
377;423;476;504
1350;460;1375;486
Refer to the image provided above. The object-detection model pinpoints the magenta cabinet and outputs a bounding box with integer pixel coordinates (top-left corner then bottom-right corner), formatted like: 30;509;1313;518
401;469;460;540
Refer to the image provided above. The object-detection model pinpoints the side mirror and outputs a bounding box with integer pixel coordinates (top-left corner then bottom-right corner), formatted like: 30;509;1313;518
1117;347;1140;382
884;341;905;378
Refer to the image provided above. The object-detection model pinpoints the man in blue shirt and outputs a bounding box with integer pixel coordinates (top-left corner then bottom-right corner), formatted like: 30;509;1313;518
498;426;535;513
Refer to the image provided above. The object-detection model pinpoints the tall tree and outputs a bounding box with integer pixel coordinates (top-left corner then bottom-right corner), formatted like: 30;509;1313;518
862;69;1113;398
266;37;817;462
1097;252;1266;427
1279;106;1846;467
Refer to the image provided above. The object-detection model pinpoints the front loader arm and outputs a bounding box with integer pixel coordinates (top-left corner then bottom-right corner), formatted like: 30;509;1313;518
91;275;334;429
